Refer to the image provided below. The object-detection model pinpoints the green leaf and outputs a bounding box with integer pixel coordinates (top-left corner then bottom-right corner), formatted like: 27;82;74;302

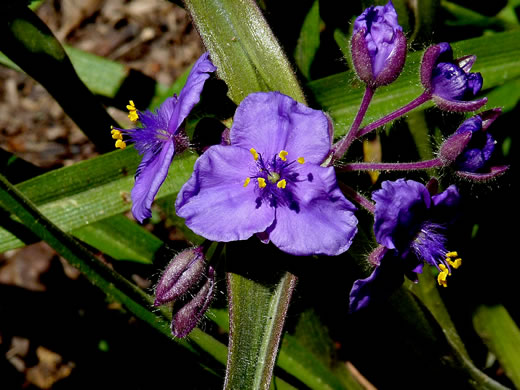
0;147;197;253
0;4;118;152
308;31;520;136
184;0;306;104
71;215;163;264
473;304;520;388
408;273;509;389
225;256;296;390
294;0;321;80
0;172;229;371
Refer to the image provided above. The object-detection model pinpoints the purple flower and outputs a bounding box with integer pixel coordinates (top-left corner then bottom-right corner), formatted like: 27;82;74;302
175;92;358;256
421;43;487;112
351;1;406;87
111;53;216;222
349;179;461;312
439;109;509;181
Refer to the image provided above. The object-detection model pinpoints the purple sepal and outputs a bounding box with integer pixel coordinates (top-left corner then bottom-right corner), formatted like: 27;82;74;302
154;247;206;306
432;95;487;112
455;165;509;181
351;1;406;87
171;266;215;338
439;131;473;165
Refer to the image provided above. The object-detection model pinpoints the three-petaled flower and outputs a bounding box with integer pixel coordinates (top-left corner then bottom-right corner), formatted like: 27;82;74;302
349;179;461;312
111;53;216;223
421;42;487;112
175;92;358;256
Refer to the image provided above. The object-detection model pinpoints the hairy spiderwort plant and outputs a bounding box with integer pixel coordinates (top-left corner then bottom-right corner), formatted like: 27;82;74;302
110;53;216;223
11;0;505;385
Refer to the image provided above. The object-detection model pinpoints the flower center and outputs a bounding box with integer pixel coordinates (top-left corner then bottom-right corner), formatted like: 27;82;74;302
411;222;462;287
242;148;305;206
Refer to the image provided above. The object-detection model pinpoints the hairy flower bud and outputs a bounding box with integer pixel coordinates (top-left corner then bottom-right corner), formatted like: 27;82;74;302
421;43;487;112
171;266;215;338
351;1;407;87
154;247;206;306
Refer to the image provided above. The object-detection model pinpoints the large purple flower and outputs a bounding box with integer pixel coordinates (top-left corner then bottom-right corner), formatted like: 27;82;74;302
421;42;487;112
111;53;216;223
351;1;406;87
349;179;461;312
175;92;358;256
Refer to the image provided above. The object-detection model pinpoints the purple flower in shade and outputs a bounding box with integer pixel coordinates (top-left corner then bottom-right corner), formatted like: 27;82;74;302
438;109;509;181
175;92;358;256
110;53;216;223
421;42;487;112
349;179;462;312
351;1;407;87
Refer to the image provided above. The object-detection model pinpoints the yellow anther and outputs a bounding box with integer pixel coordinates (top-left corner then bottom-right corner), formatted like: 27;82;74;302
437;264;449;287
447;257;462;269
257;177;266;188
250;148;259;161
243;177;251;187
446;251;458;258
111;129;123;140
115;139;127;150
277;179;287;189
297;157;305;164
127;100;139;122
278;150;289;161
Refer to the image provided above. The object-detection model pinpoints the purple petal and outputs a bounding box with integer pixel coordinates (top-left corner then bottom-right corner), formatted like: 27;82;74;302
432;185;460;208
267;164;358;256
372;179;430;250
131;140;175;223
349;254;404;313
432;62;470;100
175;145;275;241
230;92;332;165
168;53;217;134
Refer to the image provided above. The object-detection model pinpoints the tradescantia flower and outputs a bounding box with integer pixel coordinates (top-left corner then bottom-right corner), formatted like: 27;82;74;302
421;42;487;112
110;53;216;222
175;92;358;256
351;0;406;87
349;179;462;312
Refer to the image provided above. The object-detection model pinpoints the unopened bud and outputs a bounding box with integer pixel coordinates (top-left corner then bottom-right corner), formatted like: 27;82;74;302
171;266;215;338
351;1;407;87
154;247;206;306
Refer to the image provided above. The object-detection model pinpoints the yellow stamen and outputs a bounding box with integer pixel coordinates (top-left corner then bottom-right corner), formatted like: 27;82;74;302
250;148;259;161
257;178;266;188
111;129;123;140
278;150;289;161
127;100;139;122
446;251;458;258
243;177;251;187
437;264;449;287
115;139;127;150
297;157;305;164
277;179;287;189
447;257;462;269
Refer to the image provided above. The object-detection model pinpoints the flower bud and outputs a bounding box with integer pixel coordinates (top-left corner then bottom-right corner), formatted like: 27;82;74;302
171;266;215;338
439;131;473;165
154;247;206;306
351;1;407;87
421;42;487;112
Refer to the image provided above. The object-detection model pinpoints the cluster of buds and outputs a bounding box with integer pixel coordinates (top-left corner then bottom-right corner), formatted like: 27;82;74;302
154;247;215;338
